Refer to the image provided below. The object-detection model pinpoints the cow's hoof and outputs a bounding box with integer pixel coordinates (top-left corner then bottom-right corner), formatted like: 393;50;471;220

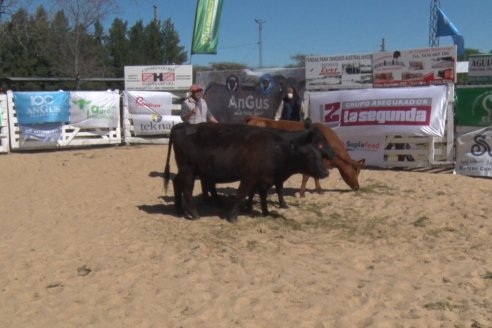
279;203;289;209
184;211;200;220
226;216;238;223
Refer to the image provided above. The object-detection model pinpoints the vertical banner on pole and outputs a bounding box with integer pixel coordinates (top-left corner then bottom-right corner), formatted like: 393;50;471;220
191;0;224;54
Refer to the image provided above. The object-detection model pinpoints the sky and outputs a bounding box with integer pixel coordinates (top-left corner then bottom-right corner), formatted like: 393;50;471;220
28;0;492;68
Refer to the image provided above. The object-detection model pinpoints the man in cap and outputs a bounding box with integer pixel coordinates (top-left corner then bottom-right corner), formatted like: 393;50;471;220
181;84;218;124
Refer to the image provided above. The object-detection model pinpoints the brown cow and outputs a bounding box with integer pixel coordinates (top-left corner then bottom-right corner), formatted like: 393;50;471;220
245;116;365;195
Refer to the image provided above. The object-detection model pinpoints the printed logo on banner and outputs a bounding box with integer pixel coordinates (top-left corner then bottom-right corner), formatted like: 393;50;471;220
72;98;113;120
472;91;492;124
14;92;70;124
19;123;62;145
132;114;181;136
344;139;381;152
323;102;341;125
456;128;492;177
135;96;162;109
258;74;274;95
226;74;239;92
322;98;432;126
141;72;175;82
471;134;492;157
70;92;119;129
341;98;432;126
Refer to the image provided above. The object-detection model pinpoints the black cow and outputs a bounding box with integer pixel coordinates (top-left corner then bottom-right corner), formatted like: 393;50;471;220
164;122;330;223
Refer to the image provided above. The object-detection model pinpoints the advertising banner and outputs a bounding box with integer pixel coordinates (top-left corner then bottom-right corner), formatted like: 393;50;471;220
125;91;179;136
372;46;456;88
14;91;70;124
309;85;449;137
455;126;492;177
131;114;182;136
455;87;492;127
124;65;192;91
19;123;62;145
125;91;173;115
468;55;492;84
305;53;373;90
191;0;224;54
70;92;120;129
197;68;305;123
340;135;386;166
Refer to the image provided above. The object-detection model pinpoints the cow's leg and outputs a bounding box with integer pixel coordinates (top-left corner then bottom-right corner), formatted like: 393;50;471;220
172;173;184;216
258;188;270;216
299;174;310;197
200;177;212;202
200;178;219;202
245;189;255;212
275;183;288;209
228;181;255;223
181;173;199;220
314;178;324;194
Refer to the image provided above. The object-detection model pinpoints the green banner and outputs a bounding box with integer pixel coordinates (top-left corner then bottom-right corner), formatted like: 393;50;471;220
191;0;223;54
455;87;492;126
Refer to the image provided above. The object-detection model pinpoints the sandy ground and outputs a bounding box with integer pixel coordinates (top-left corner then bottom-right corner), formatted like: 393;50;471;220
0;144;491;328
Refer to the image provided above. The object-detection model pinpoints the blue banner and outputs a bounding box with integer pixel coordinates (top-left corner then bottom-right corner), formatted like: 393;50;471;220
19;123;62;145
14;91;70;124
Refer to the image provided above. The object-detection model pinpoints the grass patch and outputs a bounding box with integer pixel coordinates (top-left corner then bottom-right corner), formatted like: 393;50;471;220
427;226;458;238
357;180;395;195
423;300;467;312
482;271;492;280
413;216;430;227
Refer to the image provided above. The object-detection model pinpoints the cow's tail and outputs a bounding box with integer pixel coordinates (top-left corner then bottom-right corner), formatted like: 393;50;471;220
163;129;174;195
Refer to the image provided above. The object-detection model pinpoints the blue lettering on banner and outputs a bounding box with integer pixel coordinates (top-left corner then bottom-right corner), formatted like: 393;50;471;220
19;123;62;145
14;91;70;124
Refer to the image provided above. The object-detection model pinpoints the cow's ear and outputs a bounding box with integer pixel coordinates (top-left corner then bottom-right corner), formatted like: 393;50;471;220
303;118;312;129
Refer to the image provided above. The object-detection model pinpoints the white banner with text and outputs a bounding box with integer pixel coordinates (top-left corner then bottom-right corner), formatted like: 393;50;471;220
309;85;449;137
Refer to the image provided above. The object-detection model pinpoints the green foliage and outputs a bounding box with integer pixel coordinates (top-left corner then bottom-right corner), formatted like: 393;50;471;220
0;4;189;90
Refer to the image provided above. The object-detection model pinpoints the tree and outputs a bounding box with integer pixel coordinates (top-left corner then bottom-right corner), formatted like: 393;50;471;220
51;0;119;88
144;19;164;64
0;0;21;22
105;17;130;77
285;53;313;68
210;62;246;71
161;18;187;65
127;20;146;65
459;48;482;61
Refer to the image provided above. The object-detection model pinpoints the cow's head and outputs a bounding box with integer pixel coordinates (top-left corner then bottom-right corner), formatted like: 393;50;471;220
338;158;365;191
304;125;336;160
291;142;328;179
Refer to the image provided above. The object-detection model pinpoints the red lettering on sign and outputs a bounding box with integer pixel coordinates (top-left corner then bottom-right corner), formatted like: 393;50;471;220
324;102;341;123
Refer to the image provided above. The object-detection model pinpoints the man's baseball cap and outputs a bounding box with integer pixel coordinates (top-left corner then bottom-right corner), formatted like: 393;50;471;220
190;84;203;92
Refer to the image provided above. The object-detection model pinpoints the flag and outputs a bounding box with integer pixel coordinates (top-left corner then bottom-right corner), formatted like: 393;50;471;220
191;0;224;54
436;8;464;56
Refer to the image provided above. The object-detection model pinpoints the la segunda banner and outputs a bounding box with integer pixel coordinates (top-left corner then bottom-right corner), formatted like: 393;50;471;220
309;85;449;137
